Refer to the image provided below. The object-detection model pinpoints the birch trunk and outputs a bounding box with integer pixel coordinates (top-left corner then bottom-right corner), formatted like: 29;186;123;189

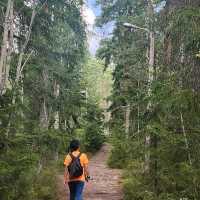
180;112;192;165
5;0;14;91
144;0;155;173
145;31;155;172
53;81;60;129
0;0;13;94
144;31;155;172
40;69;49;129
37;160;43;174
180;112;198;199
40;98;49;129
15;8;36;84
5;8;36;134
137;80;140;134
10;8;35;107
123;64;130;135
125;103;130;135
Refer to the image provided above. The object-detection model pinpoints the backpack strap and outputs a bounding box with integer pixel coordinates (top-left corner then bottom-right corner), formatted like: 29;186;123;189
69;153;75;160
77;152;82;158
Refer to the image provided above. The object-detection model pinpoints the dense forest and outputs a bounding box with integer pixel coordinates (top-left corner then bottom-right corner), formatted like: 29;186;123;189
1;0;200;200
0;1;106;199
96;0;200;199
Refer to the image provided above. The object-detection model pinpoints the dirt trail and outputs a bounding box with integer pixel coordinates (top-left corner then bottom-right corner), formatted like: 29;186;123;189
57;144;123;200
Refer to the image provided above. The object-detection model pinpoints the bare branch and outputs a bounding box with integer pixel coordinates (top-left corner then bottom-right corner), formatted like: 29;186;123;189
19;50;34;76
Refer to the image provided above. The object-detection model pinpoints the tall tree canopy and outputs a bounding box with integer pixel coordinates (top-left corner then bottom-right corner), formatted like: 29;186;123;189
0;1;105;199
97;0;200;199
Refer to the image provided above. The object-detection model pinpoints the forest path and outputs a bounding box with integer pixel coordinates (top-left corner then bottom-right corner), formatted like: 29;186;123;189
56;144;123;200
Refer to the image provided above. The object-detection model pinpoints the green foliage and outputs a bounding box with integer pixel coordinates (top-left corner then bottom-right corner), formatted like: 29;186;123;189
108;136;132;169
33;167;58;200
81;57;113;104
0;129;68;200
84;121;105;153
97;0;200;199
0;1;105;199
74;103;106;153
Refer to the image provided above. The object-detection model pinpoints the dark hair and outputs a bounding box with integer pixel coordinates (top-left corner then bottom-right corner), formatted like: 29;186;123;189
69;139;80;152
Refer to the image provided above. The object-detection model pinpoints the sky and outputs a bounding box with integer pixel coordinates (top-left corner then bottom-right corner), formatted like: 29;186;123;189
81;0;101;55
87;0;101;16
82;0;113;56
82;0;166;55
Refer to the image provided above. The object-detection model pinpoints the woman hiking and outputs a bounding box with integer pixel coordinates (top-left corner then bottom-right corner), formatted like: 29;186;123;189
64;139;90;200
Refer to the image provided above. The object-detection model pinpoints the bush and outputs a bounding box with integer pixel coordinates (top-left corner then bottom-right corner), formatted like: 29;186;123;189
109;127;200;200
108;132;140;169
122;161;157;200
0;129;70;200
33;166;58;200
108;138;130;168
73;102;105;153
84;122;105;153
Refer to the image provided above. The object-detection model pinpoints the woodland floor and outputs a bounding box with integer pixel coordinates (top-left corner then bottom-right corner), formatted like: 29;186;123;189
56;144;123;200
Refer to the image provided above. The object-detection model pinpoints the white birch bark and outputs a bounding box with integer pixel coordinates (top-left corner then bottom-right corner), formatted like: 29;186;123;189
40;98;49;129
40;69;49;129
180;112;192;165
125;103;130;135
180;112;198;199
137;80;140;134
10;8;36;113
144;0;155;173
53;81;60;129
15;8;36;83
5;0;14;91
0;0;13;94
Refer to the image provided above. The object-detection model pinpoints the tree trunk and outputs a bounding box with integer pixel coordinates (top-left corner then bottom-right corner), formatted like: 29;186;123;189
40;98;49;129
40;69;49;129
123;63;131;135
137;80;140;134
180;112;198;199
164;33;172;65
37;160;43;174
180;112;192;165
5;0;14;91
152;133;158;195
144;0;155;173
15;8;36;84
125;103;130;135
53;81;60;130
5;8;36;134
0;0;13;94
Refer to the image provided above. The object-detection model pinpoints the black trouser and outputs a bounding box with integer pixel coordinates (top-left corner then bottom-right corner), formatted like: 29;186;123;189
68;181;84;200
